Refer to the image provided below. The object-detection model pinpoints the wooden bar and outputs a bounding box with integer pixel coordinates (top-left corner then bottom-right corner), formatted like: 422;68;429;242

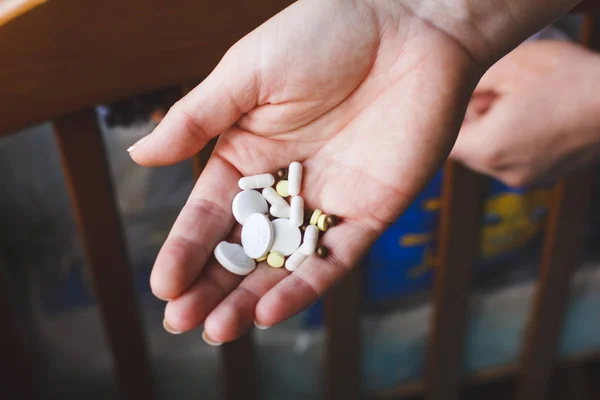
53;109;156;400
516;172;593;400
221;333;259;400
425;161;487;400
0;278;38;399
0;0;294;135
324;266;362;400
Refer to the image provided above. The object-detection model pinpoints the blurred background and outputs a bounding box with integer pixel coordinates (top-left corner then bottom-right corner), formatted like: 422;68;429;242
1;1;600;400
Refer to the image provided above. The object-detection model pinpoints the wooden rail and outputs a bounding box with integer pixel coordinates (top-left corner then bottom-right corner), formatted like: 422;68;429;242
53;109;157;400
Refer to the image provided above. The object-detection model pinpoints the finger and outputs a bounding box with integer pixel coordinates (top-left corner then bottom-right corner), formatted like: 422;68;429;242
129;45;259;166
163;259;243;333
255;219;379;327
450;95;512;172
150;154;240;300
163;226;244;333
203;263;289;343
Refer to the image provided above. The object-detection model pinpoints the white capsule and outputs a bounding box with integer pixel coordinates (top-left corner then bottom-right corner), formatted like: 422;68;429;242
262;187;289;208
290;196;304;227
300;225;318;255
288;162;303;196
270;204;290;218
238;173;275;190
285;249;308;272
214;241;256;276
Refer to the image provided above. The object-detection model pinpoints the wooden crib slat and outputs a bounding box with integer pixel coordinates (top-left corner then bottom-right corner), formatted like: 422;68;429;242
222;333;259;400
426;161;487;400
516;173;592;400
325;267;362;400
0;283;37;399
53;109;156;400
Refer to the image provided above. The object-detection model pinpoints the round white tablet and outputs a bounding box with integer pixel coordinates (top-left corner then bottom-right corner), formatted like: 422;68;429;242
232;190;268;225
214;241;256;276
241;213;274;259
270;218;302;256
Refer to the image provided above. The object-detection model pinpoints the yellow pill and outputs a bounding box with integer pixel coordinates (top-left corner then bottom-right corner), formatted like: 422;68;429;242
267;251;285;268
255;254;268;262
276;180;290;197
309;209;322;225
317;214;328;231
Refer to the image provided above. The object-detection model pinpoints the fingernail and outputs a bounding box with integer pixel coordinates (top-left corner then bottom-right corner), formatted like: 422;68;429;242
127;135;149;152
202;330;222;346
163;319;181;335
254;321;270;330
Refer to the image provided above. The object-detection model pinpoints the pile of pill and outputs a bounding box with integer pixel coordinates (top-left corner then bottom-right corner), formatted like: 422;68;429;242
214;161;339;276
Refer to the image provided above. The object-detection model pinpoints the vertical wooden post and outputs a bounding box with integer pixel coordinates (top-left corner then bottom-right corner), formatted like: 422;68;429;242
53;108;156;400
324;267;362;400
426;161;487;400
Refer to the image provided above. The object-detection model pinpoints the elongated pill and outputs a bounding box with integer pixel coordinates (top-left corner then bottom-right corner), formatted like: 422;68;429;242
300;225;318;255
288;162;303;196
285;249;308;272
290;196;304;227
262;187;289;208
270;204;290;218
239;174;275;190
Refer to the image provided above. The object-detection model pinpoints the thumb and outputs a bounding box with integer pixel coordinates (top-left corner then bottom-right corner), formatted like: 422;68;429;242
129;45;259;166
450;93;511;171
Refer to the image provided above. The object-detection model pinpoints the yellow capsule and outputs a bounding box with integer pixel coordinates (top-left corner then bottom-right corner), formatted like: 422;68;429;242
309;209;322;225
255;254;268;262
275;180;290;197
317;214;328;231
267;251;285;268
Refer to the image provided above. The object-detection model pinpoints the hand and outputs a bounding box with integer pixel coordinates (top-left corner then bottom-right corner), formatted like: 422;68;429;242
129;0;575;343
451;40;600;186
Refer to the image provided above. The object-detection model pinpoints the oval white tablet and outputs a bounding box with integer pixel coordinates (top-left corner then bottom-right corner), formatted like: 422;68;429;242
214;241;256;276
241;213;274;258
232;190;268;225
270;218;302;256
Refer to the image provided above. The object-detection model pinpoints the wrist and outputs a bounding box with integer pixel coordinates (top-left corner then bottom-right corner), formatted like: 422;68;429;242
397;0;582;66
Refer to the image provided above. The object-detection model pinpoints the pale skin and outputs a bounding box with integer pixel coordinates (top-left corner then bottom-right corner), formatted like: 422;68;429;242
452;40;600;187
130;0;581;343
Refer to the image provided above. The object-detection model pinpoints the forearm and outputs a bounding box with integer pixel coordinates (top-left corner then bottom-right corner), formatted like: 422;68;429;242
397;0;582;65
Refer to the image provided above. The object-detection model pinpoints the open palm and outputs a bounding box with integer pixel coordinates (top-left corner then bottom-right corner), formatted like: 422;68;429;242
131;0;482;342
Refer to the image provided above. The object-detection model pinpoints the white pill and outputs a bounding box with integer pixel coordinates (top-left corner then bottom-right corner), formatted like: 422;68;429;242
232;190;268;225
300;225;319;255
270;204;290;219
270;218;302;256
262;187;289;208
290;196;304;227
239;174;275;190
214;241;256;276
285;249;308;272
241;213;274;259
288;162;303;196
